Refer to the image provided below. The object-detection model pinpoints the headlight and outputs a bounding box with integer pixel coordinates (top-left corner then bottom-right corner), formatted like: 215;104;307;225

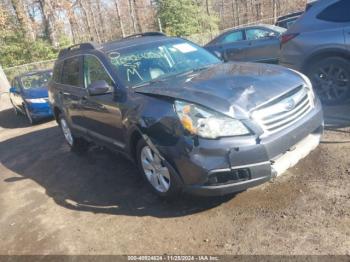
174;100;250;139
26;98;47;103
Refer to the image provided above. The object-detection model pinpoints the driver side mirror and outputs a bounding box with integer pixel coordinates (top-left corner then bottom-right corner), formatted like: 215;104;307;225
87;80;111;96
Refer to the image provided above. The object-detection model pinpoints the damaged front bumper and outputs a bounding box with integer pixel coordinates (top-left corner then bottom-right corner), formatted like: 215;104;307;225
163;99;324;196
185;132;321;196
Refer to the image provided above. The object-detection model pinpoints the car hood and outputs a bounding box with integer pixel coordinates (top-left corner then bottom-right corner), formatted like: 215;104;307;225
135;62;305;119
22;88;48;99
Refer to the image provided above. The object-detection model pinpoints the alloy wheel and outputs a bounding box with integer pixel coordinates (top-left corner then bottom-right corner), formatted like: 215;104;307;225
311;63;349;103
60;118;74;146
140;146;171;193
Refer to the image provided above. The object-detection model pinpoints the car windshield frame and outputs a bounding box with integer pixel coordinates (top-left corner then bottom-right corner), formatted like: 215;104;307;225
20;71;53;90
106;39;221;88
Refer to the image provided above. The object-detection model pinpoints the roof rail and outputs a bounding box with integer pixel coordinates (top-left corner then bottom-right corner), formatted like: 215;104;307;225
125;32;166;39
58;42;97;59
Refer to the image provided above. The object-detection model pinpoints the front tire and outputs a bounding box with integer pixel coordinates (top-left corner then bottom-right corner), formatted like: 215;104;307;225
10;100;19;116
58;114;89;153
306;57;350;105
24;104;36;125
136;139;182;198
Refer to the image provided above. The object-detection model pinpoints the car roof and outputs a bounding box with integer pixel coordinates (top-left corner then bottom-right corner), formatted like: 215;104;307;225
57;32;176;60
101;35;176;53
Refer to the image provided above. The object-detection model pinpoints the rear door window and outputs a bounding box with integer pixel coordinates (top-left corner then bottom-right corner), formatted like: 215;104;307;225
219;30;244;44
61;57;82;87
246;28;273;40
317;0;350;23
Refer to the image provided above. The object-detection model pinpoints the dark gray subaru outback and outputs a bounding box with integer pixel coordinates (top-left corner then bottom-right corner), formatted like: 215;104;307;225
49;32;323;198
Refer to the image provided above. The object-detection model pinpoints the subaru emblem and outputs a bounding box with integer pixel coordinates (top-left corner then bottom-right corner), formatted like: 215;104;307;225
285;99;295;111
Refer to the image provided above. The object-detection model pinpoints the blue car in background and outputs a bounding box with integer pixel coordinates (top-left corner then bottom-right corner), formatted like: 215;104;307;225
9;70;53;124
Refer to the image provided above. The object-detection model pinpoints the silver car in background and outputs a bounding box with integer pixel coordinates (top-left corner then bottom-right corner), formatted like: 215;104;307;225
280;0;350;104
205;24;286;63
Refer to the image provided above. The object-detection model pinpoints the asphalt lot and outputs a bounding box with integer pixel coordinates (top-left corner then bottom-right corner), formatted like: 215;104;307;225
0;95;349;255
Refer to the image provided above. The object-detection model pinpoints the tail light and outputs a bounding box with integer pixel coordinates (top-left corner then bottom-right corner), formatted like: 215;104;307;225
280;33;299;47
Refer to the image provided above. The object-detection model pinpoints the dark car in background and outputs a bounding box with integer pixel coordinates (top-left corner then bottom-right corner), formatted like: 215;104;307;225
204;24;286;63
49;33;323;198
9;70;53;124
280;0;350;104
275;2;317;29
275;11;303;29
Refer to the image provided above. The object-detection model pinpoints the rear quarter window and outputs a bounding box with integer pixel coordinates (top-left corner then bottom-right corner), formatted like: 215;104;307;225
317;0;350;23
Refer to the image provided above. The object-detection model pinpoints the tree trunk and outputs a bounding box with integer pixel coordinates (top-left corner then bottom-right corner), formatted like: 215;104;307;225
273;0;277;23
234;0;240;26
96;0;107;41
87;0;101;43
133;0;142;33
114;0;125;37
10;0;35;41
128;0;137;33
38;0;59;48
67;9;79;44
77;0;94;41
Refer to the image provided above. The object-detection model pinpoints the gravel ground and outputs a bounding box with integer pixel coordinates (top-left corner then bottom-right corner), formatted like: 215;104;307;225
0;94;349;255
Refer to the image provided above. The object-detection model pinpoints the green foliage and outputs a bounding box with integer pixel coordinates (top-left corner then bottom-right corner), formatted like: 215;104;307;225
0;32;58;69
58;35;73;49
157;0;219;37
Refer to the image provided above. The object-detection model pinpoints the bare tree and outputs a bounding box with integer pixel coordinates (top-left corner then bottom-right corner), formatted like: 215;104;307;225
38;0;59;47
128;0;137;33
96;0;107;41
11;0;36;41
77;0;94;41
87;0;101;42
114;0;125;37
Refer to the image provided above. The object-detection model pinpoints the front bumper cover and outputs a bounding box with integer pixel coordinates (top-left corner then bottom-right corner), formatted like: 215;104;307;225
160;98;324;196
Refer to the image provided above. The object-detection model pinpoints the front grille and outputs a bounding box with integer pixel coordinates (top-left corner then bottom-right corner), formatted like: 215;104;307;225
251;86;313;136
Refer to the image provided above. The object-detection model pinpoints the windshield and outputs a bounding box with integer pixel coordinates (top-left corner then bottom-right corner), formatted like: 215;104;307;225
107;39;221;87
21;71;52;90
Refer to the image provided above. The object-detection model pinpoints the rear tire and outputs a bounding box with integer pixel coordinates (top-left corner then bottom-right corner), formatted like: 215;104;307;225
306;57;350;105
136;139;182;199
10;100;19;116
58;114;89;153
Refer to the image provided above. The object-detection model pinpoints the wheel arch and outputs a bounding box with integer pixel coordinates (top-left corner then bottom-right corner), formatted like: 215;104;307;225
53;106;62;124
128;128;143;162
302;48;350;72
